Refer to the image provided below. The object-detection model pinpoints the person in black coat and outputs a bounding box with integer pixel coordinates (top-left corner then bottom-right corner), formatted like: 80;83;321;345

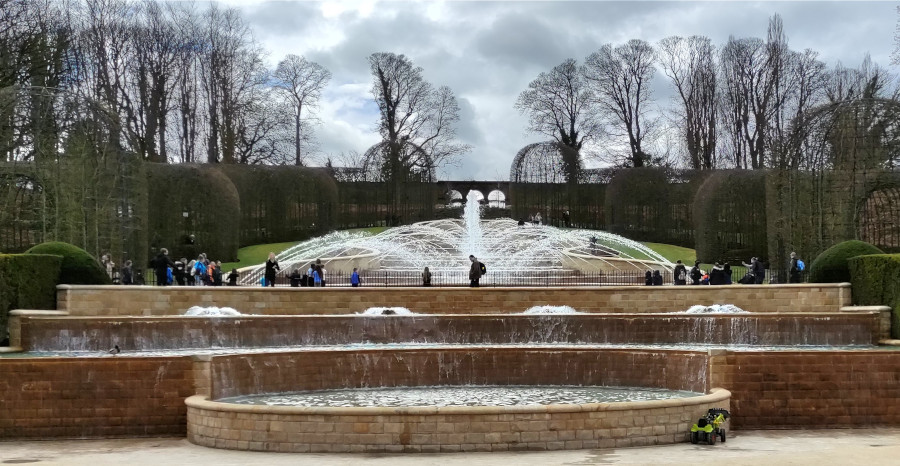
264;252;280;287
673;260;687;285
152;248;175;286
690;261;702;285
652;270;663;286
645;271;653;286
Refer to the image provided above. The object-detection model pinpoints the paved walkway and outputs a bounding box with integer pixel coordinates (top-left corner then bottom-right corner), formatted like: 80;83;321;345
1;429;898;465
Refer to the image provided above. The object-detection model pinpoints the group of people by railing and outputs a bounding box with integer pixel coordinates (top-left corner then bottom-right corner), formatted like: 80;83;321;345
128;248;805;288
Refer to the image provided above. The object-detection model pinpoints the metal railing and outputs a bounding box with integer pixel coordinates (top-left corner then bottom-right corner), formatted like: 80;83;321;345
138;266;804;287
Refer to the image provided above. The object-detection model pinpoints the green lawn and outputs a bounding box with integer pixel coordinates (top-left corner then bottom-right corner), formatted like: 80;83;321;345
641;242;697;264
221;227;389;270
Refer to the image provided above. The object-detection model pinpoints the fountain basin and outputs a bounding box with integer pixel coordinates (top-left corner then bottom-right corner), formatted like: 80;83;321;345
186;346;728;452
186;389;731;453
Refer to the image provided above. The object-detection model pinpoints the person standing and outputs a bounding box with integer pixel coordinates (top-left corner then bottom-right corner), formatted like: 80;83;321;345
173;258;187;286
152;248;175;286
689;260;702;285
351;268;361;287
469;255;483;288
673;260;687;285
227;268;239;286
789;252;803;283
192;255;206;286
652;270;663;286
422;266;432;286
120;260;133;285
264;252;280;287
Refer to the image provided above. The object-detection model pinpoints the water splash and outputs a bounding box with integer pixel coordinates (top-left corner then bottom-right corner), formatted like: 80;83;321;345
358;307;417;316
522;305;582;315
184;306;242;317
242;191;672;285
682;304;748;314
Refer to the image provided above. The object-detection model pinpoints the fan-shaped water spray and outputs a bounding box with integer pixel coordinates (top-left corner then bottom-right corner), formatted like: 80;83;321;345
242;190;672;285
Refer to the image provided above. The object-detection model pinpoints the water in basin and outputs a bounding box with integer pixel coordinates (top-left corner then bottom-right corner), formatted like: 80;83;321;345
219;385;702;408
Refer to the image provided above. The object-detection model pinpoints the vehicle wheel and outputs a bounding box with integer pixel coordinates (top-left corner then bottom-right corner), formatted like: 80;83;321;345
690;431;699;444
707;431;716;445
720;428;726;443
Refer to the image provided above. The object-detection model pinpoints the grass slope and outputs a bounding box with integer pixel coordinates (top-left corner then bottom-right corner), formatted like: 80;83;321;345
221;227;389;270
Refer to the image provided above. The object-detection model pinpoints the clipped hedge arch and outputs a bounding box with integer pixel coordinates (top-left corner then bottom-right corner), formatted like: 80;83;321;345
146;164;241;263
25;241;108;284
849;253;900;338
809;240;883;283
694;170;768;263
218;165;338;246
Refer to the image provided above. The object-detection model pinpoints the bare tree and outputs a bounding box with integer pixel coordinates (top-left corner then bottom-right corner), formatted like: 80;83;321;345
583;39;657;167
197;4;266;164
123;0;183;163
273;54;331;166
514;58;600;160
367;52;469;179
658;35;718;169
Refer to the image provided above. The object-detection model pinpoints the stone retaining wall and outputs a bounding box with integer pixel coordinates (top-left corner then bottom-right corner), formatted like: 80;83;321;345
709;350;900;428
185;389;732;453
57;283;851;316
0;357;195;439
13;312;881;352
208;348;709;399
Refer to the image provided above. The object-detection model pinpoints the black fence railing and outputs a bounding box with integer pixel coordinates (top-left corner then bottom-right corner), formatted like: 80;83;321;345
137;266;804;287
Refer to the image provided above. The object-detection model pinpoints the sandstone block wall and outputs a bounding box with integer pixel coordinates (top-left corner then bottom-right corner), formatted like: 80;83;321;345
186;391;731;453
15;312;881;352
208;348;709;400
57;284;851;316
709;351;900;428
0;357;195;439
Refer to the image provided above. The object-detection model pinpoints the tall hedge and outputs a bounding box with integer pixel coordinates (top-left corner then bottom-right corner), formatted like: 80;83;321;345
0;254;62;343
25;241;109;284
218;165;339;245
694;170;768;263
809;240;883;283
146;163;241;263
848;254;900;338
605;168;706;247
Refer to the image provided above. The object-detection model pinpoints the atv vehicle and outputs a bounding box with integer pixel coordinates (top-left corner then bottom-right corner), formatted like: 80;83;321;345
690;408;730;445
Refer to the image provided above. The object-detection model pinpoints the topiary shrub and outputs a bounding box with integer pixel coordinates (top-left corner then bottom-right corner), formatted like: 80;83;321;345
0;254;63;344
809;240;883;283
25;241;110;285
849;254;900;338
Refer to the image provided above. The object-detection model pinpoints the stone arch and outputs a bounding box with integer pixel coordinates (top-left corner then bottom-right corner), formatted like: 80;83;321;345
446;190;463;205
487;189;506;208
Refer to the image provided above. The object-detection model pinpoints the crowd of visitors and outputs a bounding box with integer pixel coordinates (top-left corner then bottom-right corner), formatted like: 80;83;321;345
129;243;803;288
142;249;236;287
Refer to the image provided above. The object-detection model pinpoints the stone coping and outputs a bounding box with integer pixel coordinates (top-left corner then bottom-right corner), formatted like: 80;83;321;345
187;388;731;416
17;311;877;319
9;309;69;316
841;305;892;312
57;283;851;291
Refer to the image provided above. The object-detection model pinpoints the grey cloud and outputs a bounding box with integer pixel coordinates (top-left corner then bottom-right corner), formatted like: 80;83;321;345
237;1;896;179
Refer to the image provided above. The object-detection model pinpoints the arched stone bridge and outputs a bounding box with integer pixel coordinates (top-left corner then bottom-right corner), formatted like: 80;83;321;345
437;180;510;206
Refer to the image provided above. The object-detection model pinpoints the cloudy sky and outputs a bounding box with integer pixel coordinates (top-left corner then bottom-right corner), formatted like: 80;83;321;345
210;0;896;180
